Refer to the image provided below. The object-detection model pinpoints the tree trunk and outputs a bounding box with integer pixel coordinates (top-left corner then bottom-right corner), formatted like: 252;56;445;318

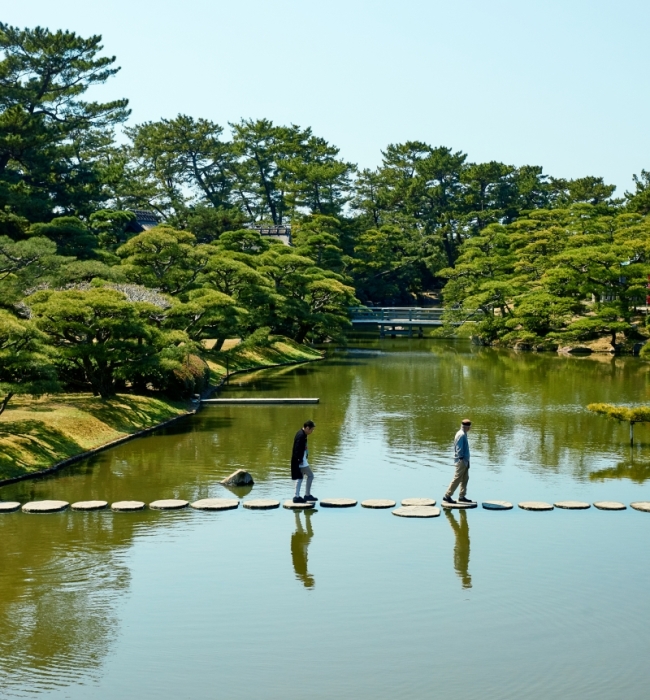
0;392;15;416
295;324;311;344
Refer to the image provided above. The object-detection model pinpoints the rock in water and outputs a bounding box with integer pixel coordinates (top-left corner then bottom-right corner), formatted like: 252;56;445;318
220;469;254;487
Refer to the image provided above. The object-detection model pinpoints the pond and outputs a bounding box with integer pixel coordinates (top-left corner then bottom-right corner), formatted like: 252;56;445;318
1;339;649;699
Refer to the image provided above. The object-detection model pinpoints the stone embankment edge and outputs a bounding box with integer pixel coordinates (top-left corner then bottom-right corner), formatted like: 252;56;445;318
0;354;325;489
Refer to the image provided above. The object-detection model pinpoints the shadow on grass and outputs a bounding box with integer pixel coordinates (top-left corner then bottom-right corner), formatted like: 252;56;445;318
0;420;84;480
69;396;186;435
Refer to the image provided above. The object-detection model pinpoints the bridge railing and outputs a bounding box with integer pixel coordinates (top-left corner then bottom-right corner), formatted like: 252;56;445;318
349;307;483;323
349;307;445;322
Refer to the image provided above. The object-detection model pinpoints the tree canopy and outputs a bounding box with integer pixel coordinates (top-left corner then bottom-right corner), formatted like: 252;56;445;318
1;21;650;409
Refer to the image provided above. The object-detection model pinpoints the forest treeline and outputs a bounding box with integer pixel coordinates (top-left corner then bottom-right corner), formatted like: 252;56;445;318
2;24;650;411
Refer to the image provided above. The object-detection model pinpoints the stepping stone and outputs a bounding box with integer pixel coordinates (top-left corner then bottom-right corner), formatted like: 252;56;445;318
190;498;239;511
518;501;554;511
22;500;69;513
482;500;513;510
441;500;477;509
392;506;440;518
111;501;145;512
0;502;21;513
593;501;626;511
149;499;189;510
630;502;650;513
401;498;436;507
554;501;591;510
361;499;396;509
243;499;280;510
71;500;108;511
320;498;358;508
283;500;316;510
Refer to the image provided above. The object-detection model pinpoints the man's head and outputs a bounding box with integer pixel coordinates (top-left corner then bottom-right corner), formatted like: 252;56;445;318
461;418;472;433
303;420;315;435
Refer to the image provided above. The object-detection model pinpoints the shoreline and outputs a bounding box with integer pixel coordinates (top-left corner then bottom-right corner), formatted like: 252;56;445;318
0;348;324;489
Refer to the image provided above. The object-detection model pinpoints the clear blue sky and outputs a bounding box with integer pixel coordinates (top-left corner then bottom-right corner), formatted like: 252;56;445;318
6;0;649;194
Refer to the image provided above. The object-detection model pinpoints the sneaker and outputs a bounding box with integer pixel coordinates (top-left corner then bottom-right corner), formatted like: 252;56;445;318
458;497;476;504
304;494;318;502
293;496;306;504
442;495;457;504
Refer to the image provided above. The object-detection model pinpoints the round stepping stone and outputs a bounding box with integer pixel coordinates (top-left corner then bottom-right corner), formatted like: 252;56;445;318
190;498;239;511
441;500;477;509
361;499;396;509
518;501;554;511
482;500;513;510
631;502;650;513
320;498;358;508
593;501;626;511
71;500;108;511
401;498;436;507
111;501;145;512
554;501;590;510
149;499;189;510
283;500;316;510
243;499;280;510
392;506;440;518
0;502;21;513
22;500;69;513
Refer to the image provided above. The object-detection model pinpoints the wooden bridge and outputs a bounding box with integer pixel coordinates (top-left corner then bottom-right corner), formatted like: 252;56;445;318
349;307;477;337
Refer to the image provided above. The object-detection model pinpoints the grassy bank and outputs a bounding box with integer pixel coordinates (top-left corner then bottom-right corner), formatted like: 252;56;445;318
204;337;323;382
0;394;189;482
0;338;323;483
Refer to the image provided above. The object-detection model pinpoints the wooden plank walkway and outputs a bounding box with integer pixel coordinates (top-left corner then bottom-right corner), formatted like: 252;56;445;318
201;398;319;404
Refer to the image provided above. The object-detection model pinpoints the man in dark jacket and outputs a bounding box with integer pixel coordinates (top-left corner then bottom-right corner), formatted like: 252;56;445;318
292;420;316;504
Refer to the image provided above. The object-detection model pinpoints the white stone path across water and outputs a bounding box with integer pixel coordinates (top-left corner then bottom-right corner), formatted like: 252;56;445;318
2;499;650;515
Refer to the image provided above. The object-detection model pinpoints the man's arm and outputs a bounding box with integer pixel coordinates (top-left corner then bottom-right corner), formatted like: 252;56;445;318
459;433;470;461
291;431;306;468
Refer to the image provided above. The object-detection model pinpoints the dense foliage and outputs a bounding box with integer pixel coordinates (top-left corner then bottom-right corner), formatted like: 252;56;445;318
1;22;649;408
442;208;650;348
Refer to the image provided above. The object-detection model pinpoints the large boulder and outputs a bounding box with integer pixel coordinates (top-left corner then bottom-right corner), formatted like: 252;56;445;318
220;469;254;487
557;345;593;355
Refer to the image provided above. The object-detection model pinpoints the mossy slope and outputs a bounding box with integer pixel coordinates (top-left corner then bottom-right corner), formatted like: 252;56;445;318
0;394;188;481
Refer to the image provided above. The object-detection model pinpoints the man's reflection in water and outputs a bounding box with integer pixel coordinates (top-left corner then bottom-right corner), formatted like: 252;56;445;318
291;510;315;588
445;509;472;589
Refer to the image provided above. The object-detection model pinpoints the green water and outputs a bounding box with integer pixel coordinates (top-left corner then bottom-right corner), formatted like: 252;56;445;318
1;340;649;699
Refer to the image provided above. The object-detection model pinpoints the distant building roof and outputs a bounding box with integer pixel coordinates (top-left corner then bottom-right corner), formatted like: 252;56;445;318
127;209;160;233
250;225;292;246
